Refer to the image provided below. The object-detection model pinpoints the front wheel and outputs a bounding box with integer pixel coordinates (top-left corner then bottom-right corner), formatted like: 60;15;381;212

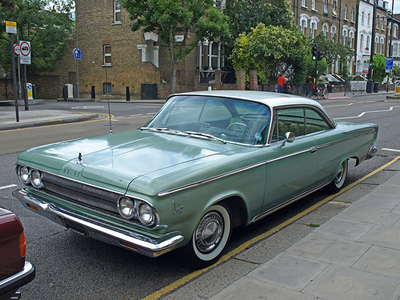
183;203;232;269
327;159;348;194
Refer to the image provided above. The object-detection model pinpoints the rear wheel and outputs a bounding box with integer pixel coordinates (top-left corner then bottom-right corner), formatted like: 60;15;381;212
183;203;232;269
327;159;348;193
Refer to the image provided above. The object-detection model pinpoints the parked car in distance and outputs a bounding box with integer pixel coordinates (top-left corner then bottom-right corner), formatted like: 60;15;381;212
0;207;35;300
13;91;378;268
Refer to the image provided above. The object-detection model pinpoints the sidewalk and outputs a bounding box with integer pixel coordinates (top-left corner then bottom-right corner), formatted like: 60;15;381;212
159;158;400;300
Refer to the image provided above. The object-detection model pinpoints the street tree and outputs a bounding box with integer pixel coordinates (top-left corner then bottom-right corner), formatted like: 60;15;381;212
224;0;292;44
370;54;386;84
0;0;74;74
312;32;352;77
230;23;309;85
121;0;229;94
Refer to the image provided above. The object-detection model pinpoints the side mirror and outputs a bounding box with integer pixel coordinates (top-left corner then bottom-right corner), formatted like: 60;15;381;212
281;132;295;146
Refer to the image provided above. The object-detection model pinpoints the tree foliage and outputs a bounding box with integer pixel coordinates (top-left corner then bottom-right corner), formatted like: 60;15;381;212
371;54;386;84
224;0;292;45
312;33;352;76
0;0;74;74
230;23;309;84
121;0;229;94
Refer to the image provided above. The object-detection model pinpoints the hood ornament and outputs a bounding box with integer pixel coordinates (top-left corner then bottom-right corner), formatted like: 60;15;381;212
77;152;83;165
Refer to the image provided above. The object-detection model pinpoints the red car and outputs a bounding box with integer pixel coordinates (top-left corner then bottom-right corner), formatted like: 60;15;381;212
0;207;35;300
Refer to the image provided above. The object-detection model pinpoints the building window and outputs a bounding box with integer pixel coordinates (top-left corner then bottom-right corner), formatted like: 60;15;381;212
114;0;121;23
311;0;316;10
300;19;307;35
368;13;371;26
344;5;348;20
311;22;317;39
394;25;398;38
342;30;347;46
324;0;328;14
361;11;365;25
331;26;336;41
366;35;370;51
394;43;398;57
332;1;337;17
103;45;111;66
351;8;355;22
322;24;328;37
301;0;306;7
360;34;364;51
349;31;354;48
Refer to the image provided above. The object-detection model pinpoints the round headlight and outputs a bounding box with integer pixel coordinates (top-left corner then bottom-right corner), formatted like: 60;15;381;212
30;169;43;188
118;197;135;219
18;165;30;185
138;203;155;225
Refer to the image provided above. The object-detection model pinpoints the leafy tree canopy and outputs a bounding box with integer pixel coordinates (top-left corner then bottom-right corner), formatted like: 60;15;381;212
369;54;386;84
122;0;229;93
0;0;74;74
224;0;293;45
312;33;352;74
230;23;309;84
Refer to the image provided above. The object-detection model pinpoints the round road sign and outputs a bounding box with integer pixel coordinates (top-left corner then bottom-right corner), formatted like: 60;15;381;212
13;44;20;56
20;41;31;56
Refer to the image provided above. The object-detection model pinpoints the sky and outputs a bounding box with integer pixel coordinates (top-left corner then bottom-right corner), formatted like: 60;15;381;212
393;0;400;13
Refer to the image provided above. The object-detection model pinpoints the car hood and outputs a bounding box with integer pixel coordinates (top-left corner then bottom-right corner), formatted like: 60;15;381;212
17;130;245;194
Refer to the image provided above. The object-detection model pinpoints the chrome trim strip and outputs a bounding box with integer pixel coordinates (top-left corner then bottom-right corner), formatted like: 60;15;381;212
13;189;183;257
266;147;315;164
158;161;267;197
316;131;375;150
251;181;330;223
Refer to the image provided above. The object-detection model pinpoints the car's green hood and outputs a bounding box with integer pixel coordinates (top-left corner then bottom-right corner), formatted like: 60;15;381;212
17;130;245;194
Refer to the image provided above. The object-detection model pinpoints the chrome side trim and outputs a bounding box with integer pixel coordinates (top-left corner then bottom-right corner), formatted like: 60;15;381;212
13;189;183;258
316;131;375;150
158;161;267;197
251;181;330;223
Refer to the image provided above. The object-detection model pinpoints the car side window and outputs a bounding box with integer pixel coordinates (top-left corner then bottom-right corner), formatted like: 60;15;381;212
271;108;306;142
304;109;331;133
270;107;332;143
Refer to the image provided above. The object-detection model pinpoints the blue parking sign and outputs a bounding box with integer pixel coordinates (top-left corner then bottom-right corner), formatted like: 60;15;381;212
386;58;394;71
74;48;81;60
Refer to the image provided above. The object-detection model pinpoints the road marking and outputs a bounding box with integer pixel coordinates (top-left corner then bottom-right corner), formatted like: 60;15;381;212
382;148;400;153
0;184;17;190
335;106;400;120
144;155;400;300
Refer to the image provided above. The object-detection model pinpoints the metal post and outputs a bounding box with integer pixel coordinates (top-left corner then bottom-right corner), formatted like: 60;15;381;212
367;0;377;93
10;32;19;122
388;0;394;92
76;40;79;99
17;35;22;100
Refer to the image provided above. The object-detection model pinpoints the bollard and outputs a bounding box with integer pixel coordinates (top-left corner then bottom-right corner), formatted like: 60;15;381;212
91;85;95;99
126;86;130;101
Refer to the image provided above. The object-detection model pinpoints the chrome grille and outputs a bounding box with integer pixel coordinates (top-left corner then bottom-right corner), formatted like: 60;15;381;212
42;173;121;215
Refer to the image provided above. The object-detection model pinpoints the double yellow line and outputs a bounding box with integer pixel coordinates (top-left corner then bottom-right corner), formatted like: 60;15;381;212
144;155;400;300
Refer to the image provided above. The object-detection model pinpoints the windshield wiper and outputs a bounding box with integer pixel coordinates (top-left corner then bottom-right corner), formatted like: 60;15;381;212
184;131;226;144
140;127;187;135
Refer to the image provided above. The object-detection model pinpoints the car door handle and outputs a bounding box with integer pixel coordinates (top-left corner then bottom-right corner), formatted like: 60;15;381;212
310;146;318;153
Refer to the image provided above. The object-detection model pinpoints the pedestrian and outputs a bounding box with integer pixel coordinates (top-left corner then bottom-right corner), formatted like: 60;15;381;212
306;74;312;96
277;73;286;93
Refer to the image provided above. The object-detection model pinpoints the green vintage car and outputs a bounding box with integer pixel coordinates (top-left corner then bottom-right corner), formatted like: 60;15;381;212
13;91;378;268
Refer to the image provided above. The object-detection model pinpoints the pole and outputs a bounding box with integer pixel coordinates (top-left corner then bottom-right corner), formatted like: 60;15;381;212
388;0;394;92
315;44;318;87
17;35;22;100
76;40;79;99
367;0;377;93
10;32;19;122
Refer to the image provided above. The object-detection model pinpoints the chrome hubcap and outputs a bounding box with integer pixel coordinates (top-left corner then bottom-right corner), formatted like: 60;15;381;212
195;212;223;253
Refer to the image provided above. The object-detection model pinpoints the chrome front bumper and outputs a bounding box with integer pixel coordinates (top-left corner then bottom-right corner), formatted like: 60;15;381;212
13;189;184;258
366;144;378;160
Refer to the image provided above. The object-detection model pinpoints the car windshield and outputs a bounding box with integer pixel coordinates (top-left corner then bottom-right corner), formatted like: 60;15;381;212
143;95;271;145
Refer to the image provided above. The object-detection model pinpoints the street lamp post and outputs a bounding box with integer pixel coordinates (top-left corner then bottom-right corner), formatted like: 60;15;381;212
367;0;377;93
3;72;7;100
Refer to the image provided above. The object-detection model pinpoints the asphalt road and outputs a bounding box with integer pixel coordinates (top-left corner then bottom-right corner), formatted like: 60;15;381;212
0;94;399;299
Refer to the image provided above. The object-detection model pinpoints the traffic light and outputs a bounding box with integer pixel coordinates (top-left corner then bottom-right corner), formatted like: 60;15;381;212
317;50;323;61
312;44;317;60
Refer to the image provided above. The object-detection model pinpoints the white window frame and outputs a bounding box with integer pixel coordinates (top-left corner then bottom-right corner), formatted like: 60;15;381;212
311;0;316;11
344;5;348;20
351;8;355;23
103;45;112;66
114;0;121;24
332;1;337;17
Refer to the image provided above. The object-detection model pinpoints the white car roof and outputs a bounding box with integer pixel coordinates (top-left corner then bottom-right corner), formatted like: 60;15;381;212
173;90;324;110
